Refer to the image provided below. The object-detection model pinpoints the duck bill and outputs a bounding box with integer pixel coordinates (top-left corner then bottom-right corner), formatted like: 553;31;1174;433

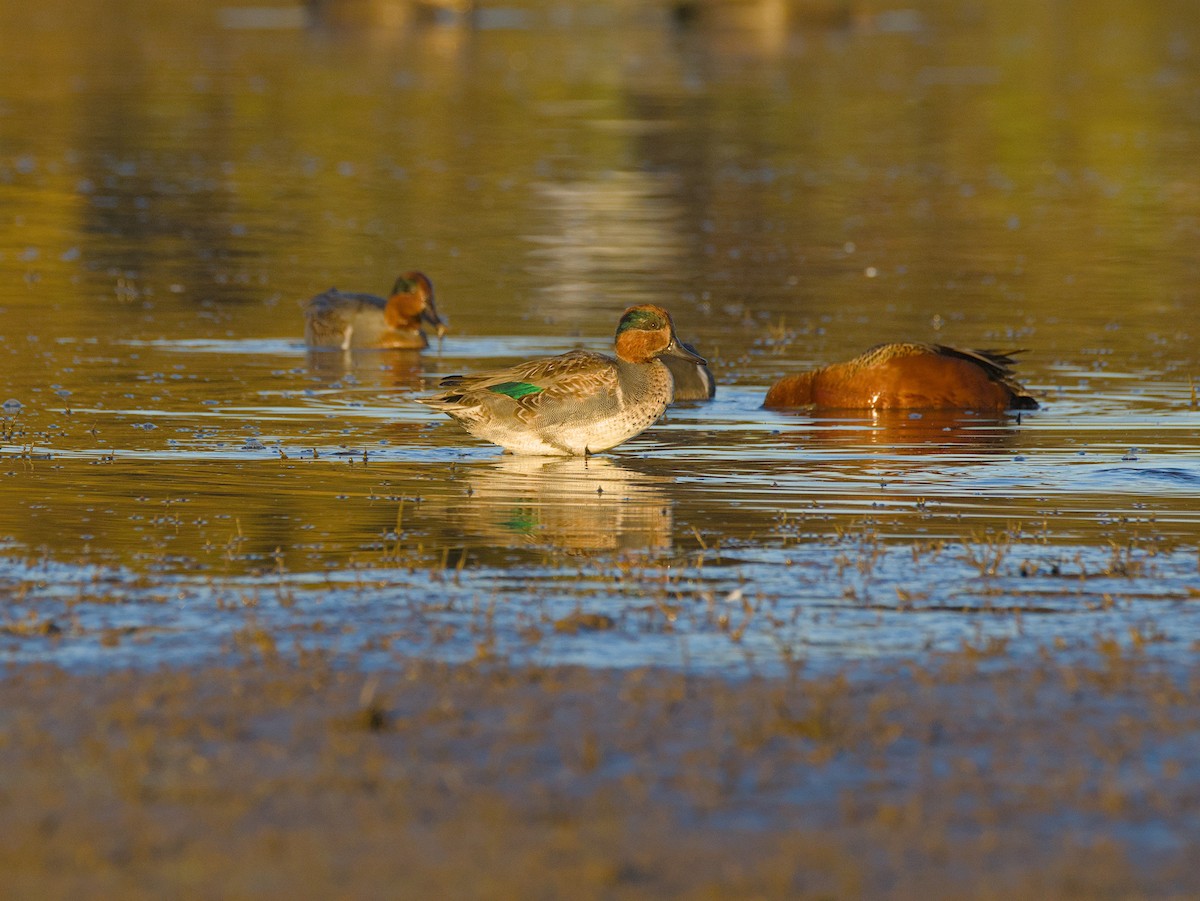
666;339;706;366
421;296;448;338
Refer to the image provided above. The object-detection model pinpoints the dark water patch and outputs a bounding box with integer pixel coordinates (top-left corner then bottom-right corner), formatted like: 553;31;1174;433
1092;466;1200;486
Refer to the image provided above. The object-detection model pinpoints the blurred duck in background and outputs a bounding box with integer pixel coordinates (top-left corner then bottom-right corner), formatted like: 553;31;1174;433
664;342;716;401
303;271;445;351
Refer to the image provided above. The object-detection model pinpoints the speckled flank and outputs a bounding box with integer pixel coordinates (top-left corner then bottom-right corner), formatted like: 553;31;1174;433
447;360;674;455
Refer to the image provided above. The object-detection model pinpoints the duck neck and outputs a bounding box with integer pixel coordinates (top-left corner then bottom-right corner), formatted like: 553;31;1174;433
615;355;672;397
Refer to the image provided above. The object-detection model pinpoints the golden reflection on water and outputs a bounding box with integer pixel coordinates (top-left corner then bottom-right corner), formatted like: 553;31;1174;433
526;172;689;313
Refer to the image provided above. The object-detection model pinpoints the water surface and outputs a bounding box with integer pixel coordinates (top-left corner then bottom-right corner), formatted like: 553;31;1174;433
2;0;1199;673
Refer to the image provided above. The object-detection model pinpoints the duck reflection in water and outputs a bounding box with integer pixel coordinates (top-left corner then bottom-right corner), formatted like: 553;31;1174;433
304;346;430;391
432;456;674;554
776;409;1027;457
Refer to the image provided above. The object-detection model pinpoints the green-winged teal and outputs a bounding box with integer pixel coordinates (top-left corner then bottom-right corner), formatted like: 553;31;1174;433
304;271;445;350
418;304;704;455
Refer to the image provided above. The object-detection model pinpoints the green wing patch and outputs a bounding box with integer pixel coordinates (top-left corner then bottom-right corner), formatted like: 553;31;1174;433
489;381;545;400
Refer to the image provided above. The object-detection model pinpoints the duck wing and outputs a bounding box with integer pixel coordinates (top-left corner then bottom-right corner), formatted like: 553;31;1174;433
855;343;1025;377
854;342;1036;409
423;350;618;420
303;289;386;314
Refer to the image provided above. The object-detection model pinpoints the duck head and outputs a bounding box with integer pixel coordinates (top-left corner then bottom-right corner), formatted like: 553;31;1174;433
385;271;446;337
613;304;706;365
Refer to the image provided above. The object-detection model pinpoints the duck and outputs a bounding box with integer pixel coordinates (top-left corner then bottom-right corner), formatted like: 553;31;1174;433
303;271;445;350
417;304;705;455
762;343;1038;411
663;342;716;401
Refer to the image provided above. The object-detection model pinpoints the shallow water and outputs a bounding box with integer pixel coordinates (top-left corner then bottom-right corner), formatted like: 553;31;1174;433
2;0;1199;673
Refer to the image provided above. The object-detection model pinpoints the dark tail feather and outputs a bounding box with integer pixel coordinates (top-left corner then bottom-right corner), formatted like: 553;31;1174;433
960;348;1039;411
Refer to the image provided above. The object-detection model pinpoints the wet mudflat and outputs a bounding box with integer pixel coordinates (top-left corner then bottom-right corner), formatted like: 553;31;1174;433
2;0;1200;895
4;655;1200;899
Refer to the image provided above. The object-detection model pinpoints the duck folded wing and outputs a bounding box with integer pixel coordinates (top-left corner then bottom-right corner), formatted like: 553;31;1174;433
426;350;619;413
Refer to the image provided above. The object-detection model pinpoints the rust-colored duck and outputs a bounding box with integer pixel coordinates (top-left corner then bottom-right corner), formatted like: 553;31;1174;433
763;343;1038;411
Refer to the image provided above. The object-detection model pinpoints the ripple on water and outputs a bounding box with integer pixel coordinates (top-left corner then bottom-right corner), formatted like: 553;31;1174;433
1092;466;1200;486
